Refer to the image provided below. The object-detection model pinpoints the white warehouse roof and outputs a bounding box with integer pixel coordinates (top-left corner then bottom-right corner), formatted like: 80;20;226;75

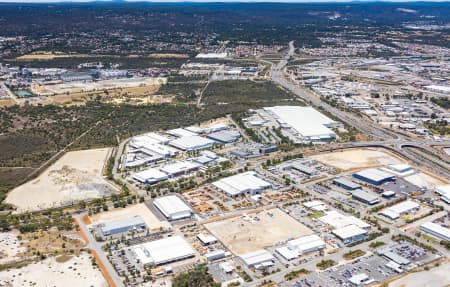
166;128;198;138
212;171;271;197
380;200;419;220
133;236;195;266
159;160;202;176
332;224;368;241
153;195;192;220
169;136;216;151
240;249;274;267
264;106;337;140
319;210;370;229
133;169;168;184
354;168;395;183
420;222;450;242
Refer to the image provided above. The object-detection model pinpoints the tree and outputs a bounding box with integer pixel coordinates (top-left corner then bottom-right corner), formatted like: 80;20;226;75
172;267;220;287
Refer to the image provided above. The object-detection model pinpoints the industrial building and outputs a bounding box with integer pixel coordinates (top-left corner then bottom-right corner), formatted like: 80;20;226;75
166;128;198;138
206;130;240;143
333;177;362;190
153;195;193;220
275;235;325;261
351;190;380;205
353;168;396;185
332;224;368;245
212;171;272;197
435;185;450;204
384;164;415;176
303;200;328;211
240;250;274;268
169;135;216;151
132;236;195;266
319;210;371;230
99;215;147;237
259;145;279;154
420;222;450;242
378;249;410;265
205;250;227;261
263;106;338;142
197;233;217;246
379;200;420;220
159;161;202;178
348;273;374;286
133;169;168;184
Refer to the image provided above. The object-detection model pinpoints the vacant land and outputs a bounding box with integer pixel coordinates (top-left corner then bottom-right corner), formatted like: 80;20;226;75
404;172;447;189
5;148;116;212
311;148;405;171
389;261;450;287
31;77;165;97
202;80;295;105
0;231;26;265
89;203;171;231
16;52;90;61
0;254;108;287
204;208;313;255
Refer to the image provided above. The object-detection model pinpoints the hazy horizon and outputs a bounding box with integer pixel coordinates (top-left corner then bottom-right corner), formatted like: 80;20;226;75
0;0;449;3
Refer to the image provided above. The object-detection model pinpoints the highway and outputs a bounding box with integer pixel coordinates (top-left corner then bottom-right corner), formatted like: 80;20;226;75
269;41;450;178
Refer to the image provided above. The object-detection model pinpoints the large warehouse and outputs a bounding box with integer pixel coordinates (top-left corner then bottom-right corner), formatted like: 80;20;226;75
263;106;338;141
275;234;326;261
420;222;450;242
332;224;368;245
240;249;274;268
351;190;380;205
379;200;420;220
132;236;195;266
153;195;193;220
353;168;396;185
169;136;216;151
212;171;272;197
99;215;147;237
132;169;169;184
319;210;370;230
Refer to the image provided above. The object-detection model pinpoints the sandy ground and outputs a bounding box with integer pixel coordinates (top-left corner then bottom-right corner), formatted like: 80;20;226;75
0;231;27;265
403;172;447;189
148;53;189;59
204;208;313;255
16;52;89;60
89;203;171;231
0;254;108;287
389;262;450;287
31;77;166;96
5;148;116;212
311;148;405;171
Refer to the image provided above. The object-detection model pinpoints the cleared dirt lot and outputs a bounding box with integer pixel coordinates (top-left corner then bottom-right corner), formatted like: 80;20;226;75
0;231;26;265
5;148;117;212
389;261;450;287
89;203;171;231
0;254;108;287
311;148;405;171
204;208;313;255
404;172;447;189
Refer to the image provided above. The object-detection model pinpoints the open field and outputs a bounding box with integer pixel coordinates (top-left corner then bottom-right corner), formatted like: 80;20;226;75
16;52;90;61
204;208;313;255
5;148;117;212
404;172;447;189
0;231;26;265
148;53;190;59
31;77;166;96
389;261;450;287
0;254;108;287
311;148;406;171
89;203;171;231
